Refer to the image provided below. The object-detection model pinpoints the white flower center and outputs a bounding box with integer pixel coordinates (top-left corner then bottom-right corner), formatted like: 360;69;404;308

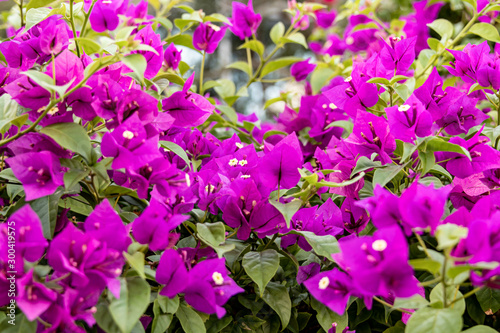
235;142;244;149
122;130;134;139
238;159;248;166
345;36;354;45
398;104;411;112
212;272;224;285
228;158;238;166
318;277;330;290
344;76;352;82
241;175;251;179
329;103;337;109
372;239;388;252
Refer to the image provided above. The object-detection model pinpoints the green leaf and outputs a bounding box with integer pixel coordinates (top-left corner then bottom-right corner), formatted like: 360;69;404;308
0;95;24;135
159;141;191;169
206;315;232;333
419;150;436;175
468;23;500;43
25;7;52;29
291;231;340;259
226;61;252;76
270;22;285;44
30;189;63;239
435;224;468;250
238;40;265;57
26;0;56;10
367;77;391;85
351;156;382;176
260;57;304;78
427;19;454;38
316;172;365;188
123;251;146;279
242;250;280;296
263;130;288;140
216;105;238;124
269;199;302;228
280;32;308;49
176;302;206;333
424;138;470;159
0;312;37;333
311;297;349;332
197;222;235;257
406;307;463;333
430;283;465;314
462;325;498;333
476;288;500;313
41;122;92;163
75;37;102;54
409;258;442;274
261;282;292;329
373;163;406;188
393;294;429;310
214;79;236;99
122;54;147;83
109;277;151;333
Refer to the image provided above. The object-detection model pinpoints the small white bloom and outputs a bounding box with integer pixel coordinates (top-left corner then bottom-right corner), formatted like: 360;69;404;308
228;158;238;166
122;130;134;139
318;277;330;290
238;159;248;166
372;239;388;252
398;104;411;112
212;272;224;285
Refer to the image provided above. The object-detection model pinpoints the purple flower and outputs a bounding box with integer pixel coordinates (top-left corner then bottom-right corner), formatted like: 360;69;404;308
435;88;488;135
380;36;417;75
445;41;490;83
163;43;182;70
345;111;396;165
132;199;187;251
386;95;433;142
304;268;354;315
161;73;215;127
84;200;131;253
39;19;70;55
443;129;500;179
297;262;320;285
101;113;162;170
0;205;48;274
315;9;336;29
290;58;316;81
259;132;304;190
327;160;365;199
356;184;402;229
324;73;379;118
16;269;57;321
282;199;343;250
229;0;262;40
7;151;64;201
193;23;227;54
402;0;443;55
341;198;369;234
89;0;120;33
399;181;451;234
157;250;243;317
332;226;420;299
133;25;164;79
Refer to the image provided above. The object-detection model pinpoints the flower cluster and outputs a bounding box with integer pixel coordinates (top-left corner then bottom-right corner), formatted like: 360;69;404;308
0;0;500;332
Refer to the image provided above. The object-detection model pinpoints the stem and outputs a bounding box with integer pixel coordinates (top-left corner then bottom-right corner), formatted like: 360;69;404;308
80;0;98;38
414;232;431;258
442;250;449;308
69;0;81;57
199;51;206;95
373;297;412;314
245;25;299;88
262;234;278;251
448;287;483;306
19;0;24;27
416;5;490;79
245;37;253;77
419;277;443;287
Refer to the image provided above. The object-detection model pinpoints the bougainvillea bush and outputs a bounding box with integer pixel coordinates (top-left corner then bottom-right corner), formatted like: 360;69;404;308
2;0;500;331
